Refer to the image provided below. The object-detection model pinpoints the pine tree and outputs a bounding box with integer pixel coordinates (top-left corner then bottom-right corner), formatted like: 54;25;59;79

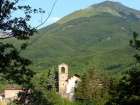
106;32;140;105
75;68;109;105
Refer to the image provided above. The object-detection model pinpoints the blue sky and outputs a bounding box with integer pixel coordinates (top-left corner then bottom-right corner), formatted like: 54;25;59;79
23;0;140;27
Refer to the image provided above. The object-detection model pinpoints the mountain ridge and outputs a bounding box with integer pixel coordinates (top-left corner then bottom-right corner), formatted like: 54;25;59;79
58;1;140;24
4;1;140;75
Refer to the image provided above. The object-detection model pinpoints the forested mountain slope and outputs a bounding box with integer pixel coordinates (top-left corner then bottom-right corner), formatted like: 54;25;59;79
4;1;140;74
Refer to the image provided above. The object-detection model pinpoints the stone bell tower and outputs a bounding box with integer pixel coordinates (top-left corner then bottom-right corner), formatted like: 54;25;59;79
58;63;68;97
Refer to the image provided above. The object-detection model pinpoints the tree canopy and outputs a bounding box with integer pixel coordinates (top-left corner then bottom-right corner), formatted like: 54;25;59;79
106;32;140;105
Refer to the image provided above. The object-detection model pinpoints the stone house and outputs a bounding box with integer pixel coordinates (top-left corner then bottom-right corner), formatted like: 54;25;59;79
4;89;22;101
0;85;22;101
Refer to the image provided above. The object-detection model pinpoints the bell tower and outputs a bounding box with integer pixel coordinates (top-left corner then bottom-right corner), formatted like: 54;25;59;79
58;63;68;97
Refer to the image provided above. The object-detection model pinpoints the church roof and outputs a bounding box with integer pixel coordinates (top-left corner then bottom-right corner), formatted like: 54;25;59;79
74;74;80;78
59;63;68;66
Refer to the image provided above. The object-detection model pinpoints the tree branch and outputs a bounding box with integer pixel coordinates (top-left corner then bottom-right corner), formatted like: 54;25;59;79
36;0;58;28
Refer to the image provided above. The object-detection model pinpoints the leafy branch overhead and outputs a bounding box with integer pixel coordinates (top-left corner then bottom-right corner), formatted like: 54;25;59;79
0;0;45;39
0;42;35;87
0;0;51;104
0;0;44;87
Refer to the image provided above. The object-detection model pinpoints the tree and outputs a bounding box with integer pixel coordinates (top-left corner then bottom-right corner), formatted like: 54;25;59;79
32;67;58;91
75;68;110;105
0;0;45;86
0;42;34;87
106;32;140;105
0;0;53;105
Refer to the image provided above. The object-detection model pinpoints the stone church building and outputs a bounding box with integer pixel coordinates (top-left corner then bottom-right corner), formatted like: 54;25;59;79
58;63;80;101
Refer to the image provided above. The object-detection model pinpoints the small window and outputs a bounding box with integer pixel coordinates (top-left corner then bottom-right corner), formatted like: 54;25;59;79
75;80;78;84
61;67;65;73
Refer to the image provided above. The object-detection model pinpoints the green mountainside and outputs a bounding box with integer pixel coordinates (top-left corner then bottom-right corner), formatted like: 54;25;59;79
4;1;140;75
58;1;140;24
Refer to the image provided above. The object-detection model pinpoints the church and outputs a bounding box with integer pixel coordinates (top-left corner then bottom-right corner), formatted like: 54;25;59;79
0;63;81;102
58;63;80;101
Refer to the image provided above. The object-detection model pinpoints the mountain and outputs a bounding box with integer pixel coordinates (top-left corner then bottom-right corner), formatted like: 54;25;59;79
4;1;140;75
58;1;140;24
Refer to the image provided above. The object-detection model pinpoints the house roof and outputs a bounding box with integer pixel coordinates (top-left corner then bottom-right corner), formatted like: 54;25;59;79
5;84;22;90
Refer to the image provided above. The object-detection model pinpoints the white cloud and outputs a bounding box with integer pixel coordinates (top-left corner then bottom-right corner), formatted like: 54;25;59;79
47;17;61;25
107;0;117;1
36;17;61;29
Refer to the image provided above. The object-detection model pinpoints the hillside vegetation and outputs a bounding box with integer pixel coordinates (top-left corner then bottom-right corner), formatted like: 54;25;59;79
3;1;140;75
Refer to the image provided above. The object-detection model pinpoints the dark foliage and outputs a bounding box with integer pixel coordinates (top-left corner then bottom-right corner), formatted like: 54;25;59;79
0;42;35;87
0;0;44;39
0;0;43;87
106;68;140;105
0;0;45;85
0;0;51;105
75;69;110;105
106;32;140;105
15;88;53;105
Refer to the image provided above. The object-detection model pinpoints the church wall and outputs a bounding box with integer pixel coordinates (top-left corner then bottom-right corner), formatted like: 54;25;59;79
58;63;80;101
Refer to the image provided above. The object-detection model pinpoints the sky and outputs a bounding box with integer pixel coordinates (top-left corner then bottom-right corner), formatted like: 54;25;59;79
22;0;140;28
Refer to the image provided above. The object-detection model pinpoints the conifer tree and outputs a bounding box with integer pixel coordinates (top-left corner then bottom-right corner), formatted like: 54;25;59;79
106;32;140;105
75;69;109;105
